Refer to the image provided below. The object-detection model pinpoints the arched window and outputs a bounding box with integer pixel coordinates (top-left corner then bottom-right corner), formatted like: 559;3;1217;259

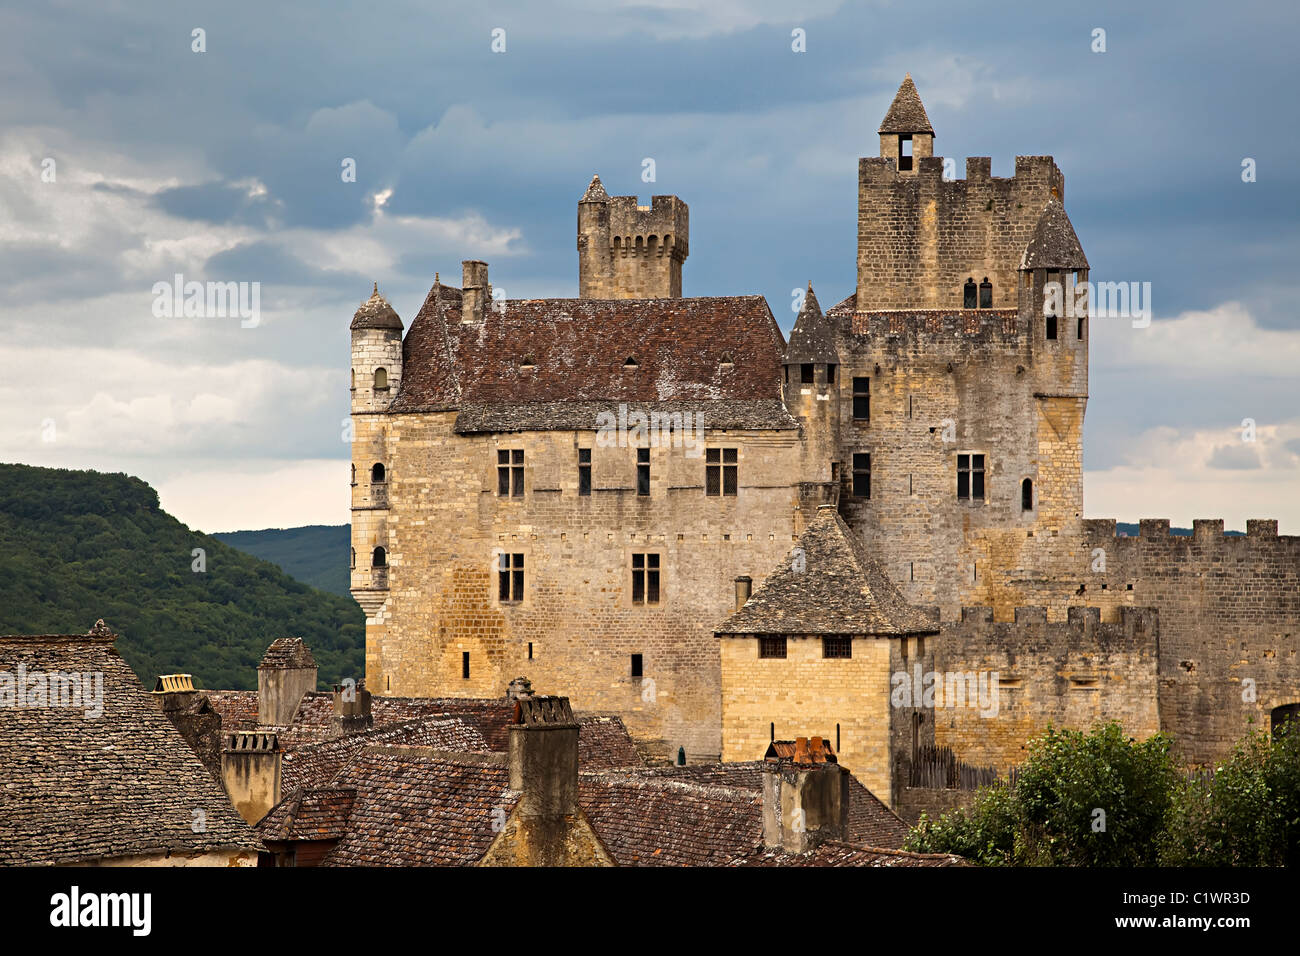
350;368;355;390
372;547;387;568
1022;478;1034;511
963;278;977;309
371;462;386;483
1272;703;1300;740
979;277;993;309
351;464;356;486
374;367;388;389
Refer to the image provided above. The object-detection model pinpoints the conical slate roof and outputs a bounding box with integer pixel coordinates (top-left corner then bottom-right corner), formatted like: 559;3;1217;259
717;506;939;636
1019;198;1089;270
785;283;839;365
878;73;933;134
350;283;403;331
580;174;610;202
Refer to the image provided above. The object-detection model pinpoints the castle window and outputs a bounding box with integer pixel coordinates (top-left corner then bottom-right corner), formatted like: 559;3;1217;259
350;548;355;569
720;353;734;369
350;368;355;391
373;367;388;389
963;278;977;309
827;363;837;385
979;277;993;309
957;453;985;501
631;553;660;605
706;448;738;496
578;448;592;496
801;363;815;384
853;453;871;499
519;356;535;369
624;356;639;368
1046;316;1058;340
371;462;385;483
631;653;643;678
372;547;387;568
498;552;524;603
1272;703;1300;740
1022;478;1034;511
759;637;787;659
898;134;913;172
1077;316;1086;340
637;447;650;497
852;377;870;420
351;464;356;486
462;652;470;680
823;637;852;659
497;449;524;497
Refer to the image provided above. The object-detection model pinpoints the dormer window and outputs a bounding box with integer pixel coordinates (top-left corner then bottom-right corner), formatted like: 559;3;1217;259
720;353;734;369
624;356;639;368
963;278;977;309
520;356;535;370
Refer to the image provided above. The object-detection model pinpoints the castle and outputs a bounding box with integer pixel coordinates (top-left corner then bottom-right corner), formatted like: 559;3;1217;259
348;76;1300;802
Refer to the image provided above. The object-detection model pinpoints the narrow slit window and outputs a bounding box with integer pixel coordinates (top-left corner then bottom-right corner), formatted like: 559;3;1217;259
462;652;470;680
1046;315;1058;340
578;448;592;496
630;654;643;678
1077;316;1086;340
1022;478;1034;511
852;453;871;499
637;447;650;496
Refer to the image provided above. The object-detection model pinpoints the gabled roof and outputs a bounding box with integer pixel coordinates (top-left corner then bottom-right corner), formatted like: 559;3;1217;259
785;284;839;365
717;506;939;636
1019;198;1089;270
0;625;263;865
350;284;403;331
391;290;792;428
878;73;934;134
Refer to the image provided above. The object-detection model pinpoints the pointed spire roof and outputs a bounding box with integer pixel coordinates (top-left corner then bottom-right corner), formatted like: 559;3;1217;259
717;507;939;636
580;174;610;202
350;283;403;331
1019;198;1089;270
785;283;838;365
878;73;933;134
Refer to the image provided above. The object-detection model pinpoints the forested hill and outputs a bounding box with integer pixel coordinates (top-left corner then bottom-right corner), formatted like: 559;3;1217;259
213;524;350;597
0;463;364;691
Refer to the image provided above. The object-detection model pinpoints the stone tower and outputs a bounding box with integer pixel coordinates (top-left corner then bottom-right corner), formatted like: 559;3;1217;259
783;284;840;516
877;72;933;175
349;285;401;630
577;174;689;299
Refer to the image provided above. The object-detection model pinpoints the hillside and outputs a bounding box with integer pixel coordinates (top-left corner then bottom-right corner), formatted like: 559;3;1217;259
213;525;351;597
0;463;364;691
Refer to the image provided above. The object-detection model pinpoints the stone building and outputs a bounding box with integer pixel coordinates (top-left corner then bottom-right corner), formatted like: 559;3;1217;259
347;74;1300;775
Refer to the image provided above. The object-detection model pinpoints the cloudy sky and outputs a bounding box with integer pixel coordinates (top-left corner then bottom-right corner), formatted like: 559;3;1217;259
1;0;1296;532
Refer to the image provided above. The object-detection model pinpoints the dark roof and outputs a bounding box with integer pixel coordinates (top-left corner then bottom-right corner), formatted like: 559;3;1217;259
391;291;789;420
0;628;263;865
1019;198;1089;270
784;284;839;364
258;637;317;670
350;284;403;331
319;748;517;866
717;506;939;636
577;715;647;770
730;841;966;867
453;399;797;433
878;73;934;134
258;787;357;843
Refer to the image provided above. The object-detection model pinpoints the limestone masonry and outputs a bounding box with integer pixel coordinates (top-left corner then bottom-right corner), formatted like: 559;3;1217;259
348;75;1299;799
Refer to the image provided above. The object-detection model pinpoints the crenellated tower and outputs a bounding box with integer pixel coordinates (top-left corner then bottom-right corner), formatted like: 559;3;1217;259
577;174;688;299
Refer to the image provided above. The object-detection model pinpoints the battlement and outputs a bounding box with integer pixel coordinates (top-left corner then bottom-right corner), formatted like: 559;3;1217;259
858;154;1063;191
1083;517;1293;542
954;604;1156;642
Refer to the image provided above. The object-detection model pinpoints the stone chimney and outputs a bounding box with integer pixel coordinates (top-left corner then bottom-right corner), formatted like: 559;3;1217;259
761;736;849;854
462;259;489;324
506;696;580;864
257;638;317;726
331;679;373;735
505;676;535;701
734;576;752;612
151;673;197;714
221;731;282;825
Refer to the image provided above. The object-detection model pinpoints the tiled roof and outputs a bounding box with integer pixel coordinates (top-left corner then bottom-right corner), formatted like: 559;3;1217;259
350;284;403;331
580;174;610;202
578;774;763;866
391;289;789;418
576;715;646;770
453;399;797;433
785;284;839;364
878;73;934;134
319;748;518;866
258;787;357;843
0;629;263;865
258;637;317;670
1019;198;1089;270
730;841;966;867
716;506;940;636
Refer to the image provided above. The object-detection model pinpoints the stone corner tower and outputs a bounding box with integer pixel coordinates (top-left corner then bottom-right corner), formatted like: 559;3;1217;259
577;174;689;299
